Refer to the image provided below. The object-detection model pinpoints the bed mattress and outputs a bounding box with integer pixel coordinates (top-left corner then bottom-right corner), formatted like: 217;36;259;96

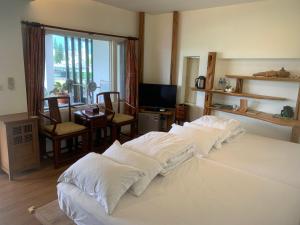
208;133;300;189
58;157;300;225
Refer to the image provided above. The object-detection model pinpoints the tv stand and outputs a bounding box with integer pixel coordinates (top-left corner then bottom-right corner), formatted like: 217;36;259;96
143;107;168;112
138;108;175;134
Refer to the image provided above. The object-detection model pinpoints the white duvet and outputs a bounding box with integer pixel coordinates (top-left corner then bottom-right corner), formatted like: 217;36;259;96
123;132;194;170
58;157;300;225
208;133;300;189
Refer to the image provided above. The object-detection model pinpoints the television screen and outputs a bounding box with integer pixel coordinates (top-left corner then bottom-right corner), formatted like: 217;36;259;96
139;83;177;109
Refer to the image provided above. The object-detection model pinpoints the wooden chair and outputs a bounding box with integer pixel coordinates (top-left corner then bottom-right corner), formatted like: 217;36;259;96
96;92;137;142
39;96;89;168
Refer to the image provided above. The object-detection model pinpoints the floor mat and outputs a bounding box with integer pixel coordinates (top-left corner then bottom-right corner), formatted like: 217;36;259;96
33;200;74;225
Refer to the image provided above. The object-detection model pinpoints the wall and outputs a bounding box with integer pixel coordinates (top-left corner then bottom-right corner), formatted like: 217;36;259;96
0;0;28;115
143;13;173;84
143;0;300;141
177;0;300;141
0;0;138;116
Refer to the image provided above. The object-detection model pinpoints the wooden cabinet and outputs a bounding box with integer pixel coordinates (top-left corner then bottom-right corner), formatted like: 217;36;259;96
0;113;40;180
175;104;189;125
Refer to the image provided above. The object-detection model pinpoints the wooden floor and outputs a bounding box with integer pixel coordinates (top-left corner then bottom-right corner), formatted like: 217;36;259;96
0;135;130;225
0;161;67;225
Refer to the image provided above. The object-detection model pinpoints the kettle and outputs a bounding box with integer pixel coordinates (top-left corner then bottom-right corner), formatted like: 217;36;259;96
195;76;206;89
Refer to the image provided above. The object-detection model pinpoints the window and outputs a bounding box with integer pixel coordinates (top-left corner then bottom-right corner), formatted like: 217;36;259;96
44;33;126;106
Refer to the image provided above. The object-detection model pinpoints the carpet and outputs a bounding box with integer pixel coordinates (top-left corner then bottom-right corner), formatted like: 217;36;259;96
33;200;75;225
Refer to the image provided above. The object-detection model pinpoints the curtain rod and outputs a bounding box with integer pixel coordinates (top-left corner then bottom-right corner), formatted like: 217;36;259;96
21;21;138;40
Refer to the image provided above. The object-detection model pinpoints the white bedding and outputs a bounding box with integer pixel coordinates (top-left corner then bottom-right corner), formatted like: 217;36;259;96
122;131;194;175
208;133;300;189
58;157;300;225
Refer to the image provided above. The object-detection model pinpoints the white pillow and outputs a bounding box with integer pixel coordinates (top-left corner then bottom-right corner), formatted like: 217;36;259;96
169;124;223;155
57;153;144;214
103;141;162;196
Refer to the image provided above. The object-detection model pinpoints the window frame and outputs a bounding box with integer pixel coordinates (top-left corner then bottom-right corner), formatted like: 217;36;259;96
44;29;126;107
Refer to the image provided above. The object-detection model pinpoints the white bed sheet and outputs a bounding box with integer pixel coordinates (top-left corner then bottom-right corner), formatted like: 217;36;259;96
208;133;300;189
58;157;300;225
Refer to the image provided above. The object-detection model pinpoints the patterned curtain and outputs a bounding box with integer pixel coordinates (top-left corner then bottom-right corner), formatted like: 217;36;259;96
125;39;138;112
22;23;45;116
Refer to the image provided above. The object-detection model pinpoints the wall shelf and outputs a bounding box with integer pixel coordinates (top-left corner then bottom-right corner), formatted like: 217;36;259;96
209;107;300;127
226;75;300;83
192;88;287;100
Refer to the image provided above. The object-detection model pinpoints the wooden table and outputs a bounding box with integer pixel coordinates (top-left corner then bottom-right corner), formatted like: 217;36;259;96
74;110;107;152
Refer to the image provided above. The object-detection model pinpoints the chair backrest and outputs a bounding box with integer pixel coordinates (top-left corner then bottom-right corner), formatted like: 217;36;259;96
96;92;120;114
43;96;71;124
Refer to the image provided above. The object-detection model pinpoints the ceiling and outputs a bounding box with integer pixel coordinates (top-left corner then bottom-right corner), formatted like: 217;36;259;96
93;0;262;14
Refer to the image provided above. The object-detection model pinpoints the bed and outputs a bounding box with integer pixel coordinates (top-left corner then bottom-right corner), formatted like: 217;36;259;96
58;156;300;225
208;133;300;189
57;116;300;225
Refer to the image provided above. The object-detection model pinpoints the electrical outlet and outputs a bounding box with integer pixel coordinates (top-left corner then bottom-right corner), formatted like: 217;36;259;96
8;77;15;90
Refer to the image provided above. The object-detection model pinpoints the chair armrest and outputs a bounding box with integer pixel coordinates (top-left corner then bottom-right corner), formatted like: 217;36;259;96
123;102;137;116
39;112;58;124
39;112;58;134
102;107;115;122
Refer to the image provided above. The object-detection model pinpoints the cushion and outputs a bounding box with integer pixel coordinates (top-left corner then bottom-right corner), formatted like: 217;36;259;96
103;141;162;196
43;122;86;135
108;113;134;124
58;152;144;215
169;124;223;155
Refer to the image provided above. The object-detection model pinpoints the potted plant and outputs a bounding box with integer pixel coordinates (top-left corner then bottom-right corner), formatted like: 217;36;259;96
50;82;69;104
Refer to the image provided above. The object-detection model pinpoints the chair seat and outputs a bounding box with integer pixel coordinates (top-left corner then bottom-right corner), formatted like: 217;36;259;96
108;113;134;124
43;122;87;136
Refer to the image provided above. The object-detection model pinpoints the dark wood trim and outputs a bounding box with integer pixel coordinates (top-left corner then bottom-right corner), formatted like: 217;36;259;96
85;39;90;83
71;37;77;101
90;39;94;82
78;38;83;101
170;11;179;85
295;87;300;120
21;21;138;40
138;12;145;83
64;37;70;80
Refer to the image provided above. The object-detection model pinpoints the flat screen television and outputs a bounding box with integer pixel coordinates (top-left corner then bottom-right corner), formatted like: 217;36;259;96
139;83;177;109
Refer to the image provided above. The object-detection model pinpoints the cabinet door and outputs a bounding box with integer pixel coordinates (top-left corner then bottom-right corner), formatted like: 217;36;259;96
7;121;39;172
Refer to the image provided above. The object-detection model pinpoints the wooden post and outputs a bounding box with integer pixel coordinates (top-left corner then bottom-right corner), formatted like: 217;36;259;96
170;11;179;85
235;78;243;93
203;52;217;115
291;87;300;143
138;12;145;83
295;87;300;120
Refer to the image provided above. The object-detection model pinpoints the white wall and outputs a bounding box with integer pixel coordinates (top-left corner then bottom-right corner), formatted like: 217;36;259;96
177;0;300;141
143;13;173;84
0;0;28;115
0;0;138;116
143;0;300;141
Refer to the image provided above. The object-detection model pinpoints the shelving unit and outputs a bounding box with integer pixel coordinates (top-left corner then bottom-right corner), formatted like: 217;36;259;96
192;52;300;143
191;88;287;101
226;75;300;82
208;107;300;127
